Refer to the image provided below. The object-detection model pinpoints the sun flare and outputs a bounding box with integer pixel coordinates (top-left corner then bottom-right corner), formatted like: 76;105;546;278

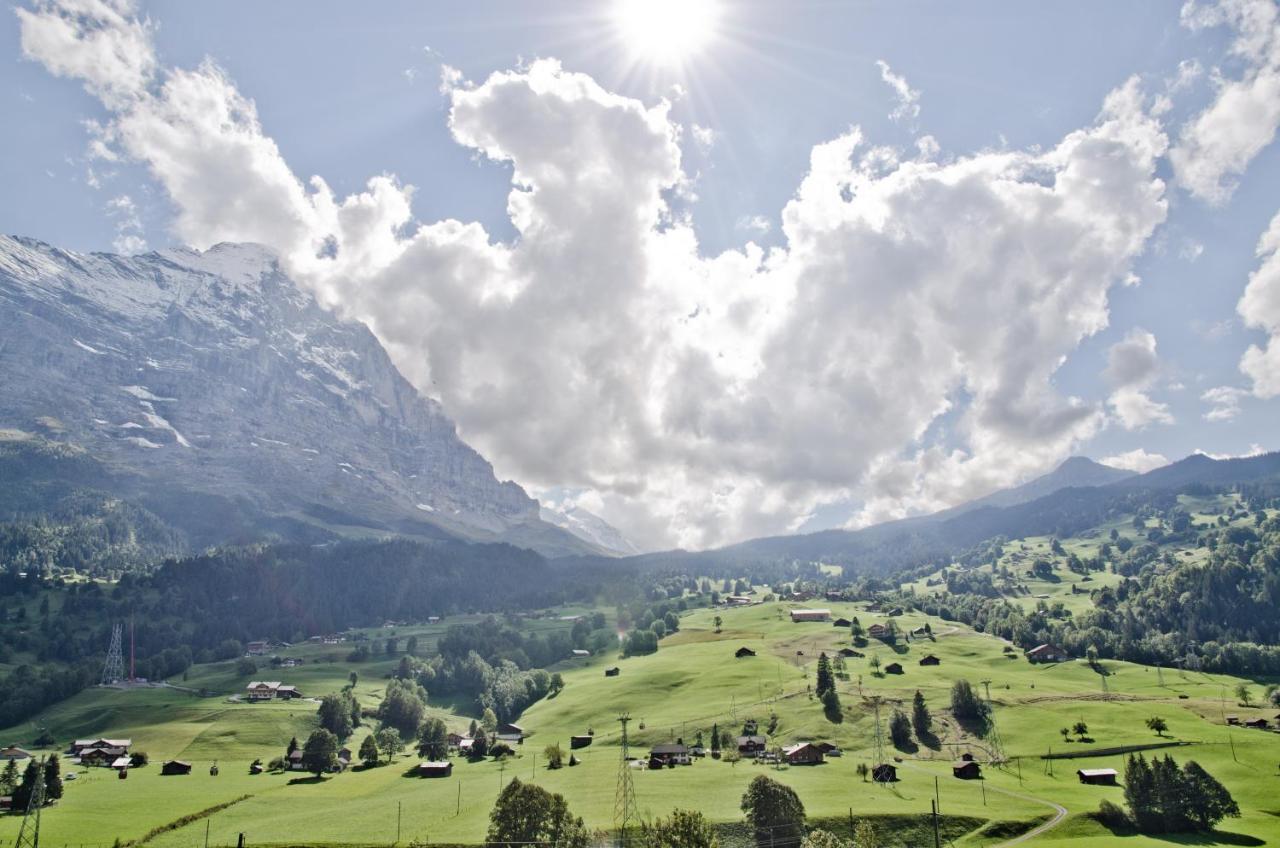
614;0;721;66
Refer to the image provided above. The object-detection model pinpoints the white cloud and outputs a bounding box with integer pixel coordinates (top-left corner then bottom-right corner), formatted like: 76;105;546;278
1201;384;1248;420
1238;209;1280;396
1194;442;1267;459
735;214;771;234
1170;0;1280;203
18;1;1171;549
1104;328;1173;429
105;192;145;253
875;60;920;123
690;123;716;153
1100;448;1170;473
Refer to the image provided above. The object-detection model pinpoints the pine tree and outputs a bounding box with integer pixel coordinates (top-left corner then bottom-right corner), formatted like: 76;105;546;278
1180;760;1240;831
911;690;932;737
710;723;721;754
358;734;379;767
43;754;62;801
12;758;41;810
1123;754;1158;832
889;710;912;749
1;759;18;794
815;653;834;697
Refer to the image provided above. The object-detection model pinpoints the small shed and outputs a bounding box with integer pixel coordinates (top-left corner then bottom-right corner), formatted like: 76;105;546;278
1225;715;1240;725
498;723;524;737
952;760;981;780
832;618;852;628
838;648;864;658
871;763;897;783
605;667;620;677
1077;768;1118;786
884;662;904;675
110;756;131;770
735;647;757;658
570;735;593;750
418;761;453;778
1243;718;1270;729
919;655;941;667
161;760;192;776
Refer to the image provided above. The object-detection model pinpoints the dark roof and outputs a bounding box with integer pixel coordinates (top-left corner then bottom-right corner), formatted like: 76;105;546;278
737;735;767;745
650;744;688;755
735;647;757;657
884;662;904;673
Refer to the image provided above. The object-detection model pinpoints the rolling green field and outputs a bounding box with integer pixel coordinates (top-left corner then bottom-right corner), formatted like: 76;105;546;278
2;597;1278;847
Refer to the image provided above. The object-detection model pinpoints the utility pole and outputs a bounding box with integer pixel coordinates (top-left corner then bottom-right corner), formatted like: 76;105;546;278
15;757;46;848
614;713;640;847
930;799;941;848
396;801;402;844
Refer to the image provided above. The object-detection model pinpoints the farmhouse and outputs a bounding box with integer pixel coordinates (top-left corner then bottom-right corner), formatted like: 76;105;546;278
498;723;524;738
790;609;831;622
737;735;767;754
919;655;941;666
570;735;593;749
161;760;192;776
245;681;281;701
245;641;269;655
458;738;476;755
872;763;897;782
867;623;888;638
71;738;131;756
1026;644;1069;663
1077;768;1118;785
418;761;453;778
0;746;31;760
647;743;690;767
884;662;904;674
605;667;620;677
952;761;981;780
287;750;305;770
782;743;824;765
735;647;757;658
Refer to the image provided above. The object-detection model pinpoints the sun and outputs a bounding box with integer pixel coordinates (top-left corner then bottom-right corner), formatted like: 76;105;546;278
614;0;722;67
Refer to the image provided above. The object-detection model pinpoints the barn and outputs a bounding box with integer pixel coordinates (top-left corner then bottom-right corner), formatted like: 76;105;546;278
570;735;593;750
952;761;981;780
605;667;620;677
919;655;941;667
872;763;897;782
782;743;824;765
418;761;453;778
790;609;831;622
1077;768;1118;786
884;662;904;674
735;647;757;658
161;760;192;776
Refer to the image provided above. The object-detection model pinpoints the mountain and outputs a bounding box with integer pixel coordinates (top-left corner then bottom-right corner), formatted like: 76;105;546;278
941;456;1135;515
0;235;597;558
540;502;640;556
619;451;1278;575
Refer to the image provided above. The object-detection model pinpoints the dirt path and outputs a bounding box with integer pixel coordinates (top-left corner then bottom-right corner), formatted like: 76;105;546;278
984;782;1068;847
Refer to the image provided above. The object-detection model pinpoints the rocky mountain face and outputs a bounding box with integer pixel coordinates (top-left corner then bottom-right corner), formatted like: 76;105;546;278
0;235;598;557
539;503;640;556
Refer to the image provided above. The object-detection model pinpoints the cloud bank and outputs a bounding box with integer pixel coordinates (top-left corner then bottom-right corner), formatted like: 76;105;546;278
20;0;1175;549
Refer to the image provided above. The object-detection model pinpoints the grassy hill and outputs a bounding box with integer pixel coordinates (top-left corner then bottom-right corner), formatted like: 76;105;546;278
2;597;1277;847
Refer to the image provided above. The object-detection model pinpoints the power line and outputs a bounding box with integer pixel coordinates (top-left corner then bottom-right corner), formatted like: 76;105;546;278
101;623;124;686
15;756;46;848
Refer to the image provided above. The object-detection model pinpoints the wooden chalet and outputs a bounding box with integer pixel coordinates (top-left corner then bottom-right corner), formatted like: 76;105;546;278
498;723;524;737
161;760;192;776
919;655;941;666
838;648;864;658
832;618;852;628
0;746;31;761
790;609;831;622
274;685;302;700
737;735;768;754
1026;644;1068;663
71;738;131;756
883;662;904;674
867;623;888;639
605;667;621;677
782;743;824;765
648;743;690;766
952;760;981;780
418;761;453;778
735;646;757;658
871;763;897;782
245;641;269;655
570;735;593;749
1077;768;1118;786
245;681;281;701
1243;717;1270;729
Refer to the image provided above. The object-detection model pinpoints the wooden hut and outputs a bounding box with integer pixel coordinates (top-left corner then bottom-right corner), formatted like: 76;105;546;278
1077;768;1118;786
160;760;192;776
952;760;981;780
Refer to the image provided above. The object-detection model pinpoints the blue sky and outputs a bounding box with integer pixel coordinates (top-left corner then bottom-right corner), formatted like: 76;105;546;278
3;1;1279;548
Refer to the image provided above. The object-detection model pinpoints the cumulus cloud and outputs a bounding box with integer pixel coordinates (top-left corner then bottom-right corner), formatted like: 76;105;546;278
1238;209;1280;396
105;193;145;253
18;1;1170;549
876;60;920;123
1171;0;1280;203
1201;385;1248;420
1100;448;1170;473
1104;328;1173;429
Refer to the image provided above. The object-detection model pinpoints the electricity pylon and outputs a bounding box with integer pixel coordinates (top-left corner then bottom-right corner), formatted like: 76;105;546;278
614;714;640;847
980;679;1005;762
15;756;46;848
101;623;124;685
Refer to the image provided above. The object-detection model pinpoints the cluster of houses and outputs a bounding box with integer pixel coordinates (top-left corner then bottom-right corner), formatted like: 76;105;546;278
245;681;304;701
644;736;845;769
1225;714;1277;730
70;737;133;770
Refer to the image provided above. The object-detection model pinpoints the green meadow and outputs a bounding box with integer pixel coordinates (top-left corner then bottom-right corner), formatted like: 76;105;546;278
2;598;1278;847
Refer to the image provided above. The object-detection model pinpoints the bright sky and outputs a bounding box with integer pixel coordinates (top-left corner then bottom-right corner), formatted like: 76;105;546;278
3;0;1279;550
